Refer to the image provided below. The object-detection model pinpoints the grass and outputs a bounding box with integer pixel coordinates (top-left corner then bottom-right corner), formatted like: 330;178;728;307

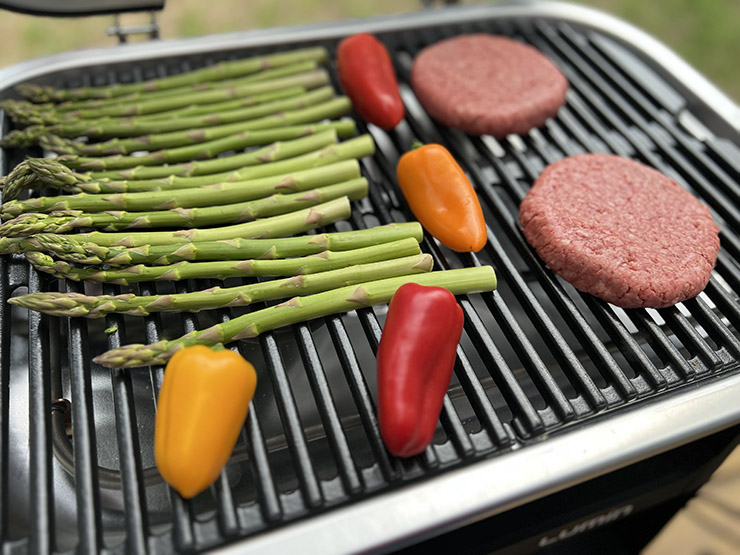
0;0;736;101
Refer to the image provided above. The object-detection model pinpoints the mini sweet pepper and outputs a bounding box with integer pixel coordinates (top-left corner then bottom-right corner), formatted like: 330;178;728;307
336;33;405;130
396;142;487;252
377;282;464;458
154;345;257;499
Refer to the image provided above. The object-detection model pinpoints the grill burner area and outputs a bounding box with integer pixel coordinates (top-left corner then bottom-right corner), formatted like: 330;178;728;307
1;4;740;554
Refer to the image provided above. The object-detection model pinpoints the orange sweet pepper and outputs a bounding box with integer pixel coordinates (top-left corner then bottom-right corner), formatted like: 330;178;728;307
396;142;487;252
154;345;257;499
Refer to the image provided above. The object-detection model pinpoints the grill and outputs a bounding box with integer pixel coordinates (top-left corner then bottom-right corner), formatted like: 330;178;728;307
1;2;740;554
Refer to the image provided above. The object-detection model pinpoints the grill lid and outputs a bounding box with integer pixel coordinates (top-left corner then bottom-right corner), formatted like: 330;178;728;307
0;0;164;17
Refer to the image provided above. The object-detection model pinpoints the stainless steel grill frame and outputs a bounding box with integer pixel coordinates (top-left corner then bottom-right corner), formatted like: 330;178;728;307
1;2;739;554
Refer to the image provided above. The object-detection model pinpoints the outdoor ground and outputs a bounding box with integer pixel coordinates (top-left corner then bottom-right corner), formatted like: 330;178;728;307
0;0;737;101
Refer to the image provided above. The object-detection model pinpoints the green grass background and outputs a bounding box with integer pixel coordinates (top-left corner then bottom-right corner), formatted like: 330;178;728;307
0;0;737;101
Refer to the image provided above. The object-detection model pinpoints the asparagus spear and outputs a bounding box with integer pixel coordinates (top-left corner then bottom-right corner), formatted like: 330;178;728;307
92;266;497;368
0;161;56;201
41;196;351;248
47;60;323;113
5;79;318;127
25;237;422;284
16;46;328;102
0;236;32;255
3;130;346;198
129;86;308;120
41;120;355;170
1;86;333;148
6;62;320;123
0;178;367;235
7;134;373;197
24;70;331;123
33;222;423;265
2;87;309;141
56;97;352;156
1;159;360;217
11;253;433;318
2;158;85;198
87;127;350;180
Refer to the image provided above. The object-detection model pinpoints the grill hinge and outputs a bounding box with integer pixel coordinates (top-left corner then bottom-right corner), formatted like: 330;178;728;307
107;11;160;43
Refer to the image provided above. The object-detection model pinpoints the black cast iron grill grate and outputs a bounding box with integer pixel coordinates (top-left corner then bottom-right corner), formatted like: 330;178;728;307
1;11;740;555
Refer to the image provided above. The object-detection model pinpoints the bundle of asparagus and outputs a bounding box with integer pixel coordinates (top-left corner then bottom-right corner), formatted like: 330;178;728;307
1;45;498;368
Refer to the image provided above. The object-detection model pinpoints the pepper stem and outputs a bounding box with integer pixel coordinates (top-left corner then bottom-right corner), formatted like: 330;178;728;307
410;139;425;151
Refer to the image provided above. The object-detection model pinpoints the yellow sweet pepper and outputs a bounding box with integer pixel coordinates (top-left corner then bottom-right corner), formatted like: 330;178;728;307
154;345;257;499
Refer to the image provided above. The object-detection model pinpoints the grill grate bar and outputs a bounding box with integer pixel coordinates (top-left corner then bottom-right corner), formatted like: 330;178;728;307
684;295;740;360
169;492;195;551
260;332;323;509
325;314;399;482
242;399;283;523
66;280;104;554
293;323;363;495
657;112;740;203
461;291;545;436
215;471;239;538
213;315;242;539
630;311;696;381
451;337;511;447
540;117;586;157
657;306;723;372
551;104;611;154
178;280;244;529
28;269;55;555
581;294;668;391
548;107;602;154
702;283;740;355
716;253;740;296
439;396;475;457
705;140;740;180
482;261;579;421
103;301;150;555
187;287;242;543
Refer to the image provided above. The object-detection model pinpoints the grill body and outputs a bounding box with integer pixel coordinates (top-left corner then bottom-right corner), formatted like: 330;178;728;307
1;3;739;553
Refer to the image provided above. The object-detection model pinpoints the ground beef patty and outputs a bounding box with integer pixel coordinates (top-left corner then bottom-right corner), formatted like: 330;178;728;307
411;34;568;137
519;154;720;309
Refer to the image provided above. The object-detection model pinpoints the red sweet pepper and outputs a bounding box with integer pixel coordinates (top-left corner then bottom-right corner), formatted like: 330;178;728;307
336;33;405;130
377;283;464;458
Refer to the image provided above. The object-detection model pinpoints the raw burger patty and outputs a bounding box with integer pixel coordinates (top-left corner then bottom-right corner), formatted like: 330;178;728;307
519;154;720;309
411;34;568;137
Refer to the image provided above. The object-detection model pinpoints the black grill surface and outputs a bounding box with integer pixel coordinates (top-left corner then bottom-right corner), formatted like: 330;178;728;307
1;12;740;555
